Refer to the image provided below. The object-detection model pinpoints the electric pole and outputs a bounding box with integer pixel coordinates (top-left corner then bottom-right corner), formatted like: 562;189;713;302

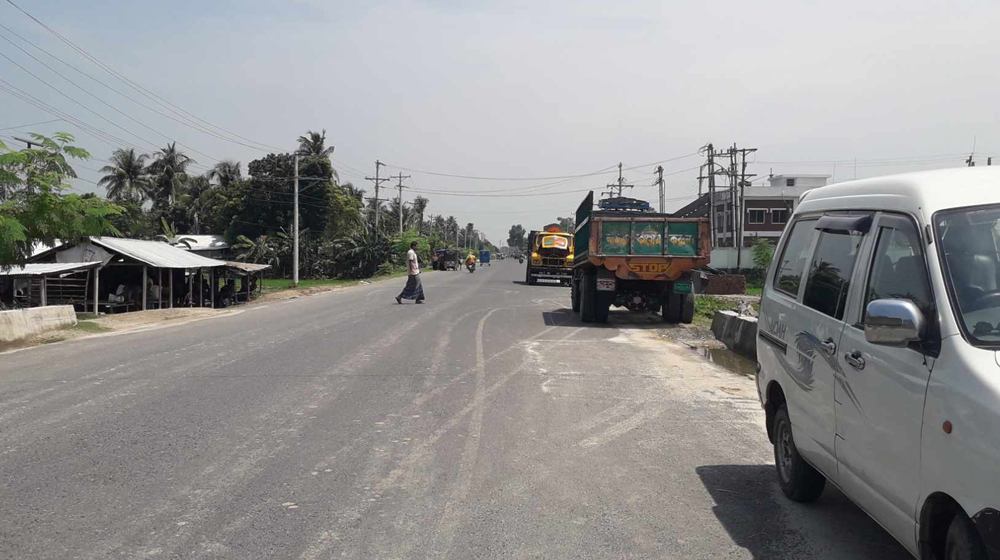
700;144;717;248
655;165;665;213
293;155;299;287
734;146;757;271
602;162;634;199
389;173;410;233
365;160;389;242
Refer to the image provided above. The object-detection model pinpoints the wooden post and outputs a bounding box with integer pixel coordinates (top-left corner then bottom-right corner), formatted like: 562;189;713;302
169;270;174;309
199;269;204;307
188;269;194;307
158;268;162;309
246;272;250;301
40;277;47;306
93;266;100;314
142;266;148;311
210;269;215;309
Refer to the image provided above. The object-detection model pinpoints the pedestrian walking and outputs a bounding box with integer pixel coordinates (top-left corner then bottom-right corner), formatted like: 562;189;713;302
395;241;425;304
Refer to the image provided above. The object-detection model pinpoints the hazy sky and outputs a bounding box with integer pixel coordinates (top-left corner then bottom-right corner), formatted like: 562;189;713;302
2;0;998;244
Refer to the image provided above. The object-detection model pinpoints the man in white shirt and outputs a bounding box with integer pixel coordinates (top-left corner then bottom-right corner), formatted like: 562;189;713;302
395;241;425;304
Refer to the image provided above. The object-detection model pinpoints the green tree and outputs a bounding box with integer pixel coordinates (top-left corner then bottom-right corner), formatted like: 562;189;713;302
207;159;241;187
0;133;121;265
752;237;775;270
557;216;575;232
98;148;150;203
411;195;429;234
296;129;335;157
507;224;526;250
148;142;195;210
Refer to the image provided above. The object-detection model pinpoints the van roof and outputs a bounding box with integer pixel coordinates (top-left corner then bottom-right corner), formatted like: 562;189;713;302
797;167;1000;218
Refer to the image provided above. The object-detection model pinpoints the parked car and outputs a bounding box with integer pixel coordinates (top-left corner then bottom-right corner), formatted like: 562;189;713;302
756;167;1000;560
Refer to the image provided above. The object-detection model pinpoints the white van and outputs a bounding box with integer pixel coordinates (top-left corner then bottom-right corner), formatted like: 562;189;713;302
756;167;1000;560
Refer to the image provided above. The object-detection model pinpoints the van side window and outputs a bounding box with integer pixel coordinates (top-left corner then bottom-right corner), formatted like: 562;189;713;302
803;231;863;320
865;218;933;320
773;219;819;297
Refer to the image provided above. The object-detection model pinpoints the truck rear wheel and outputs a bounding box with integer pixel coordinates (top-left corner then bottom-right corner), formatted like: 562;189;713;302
571;276;581;312
663;293;681;323
595;294;611;323
680;293;695;324
580;273;597;323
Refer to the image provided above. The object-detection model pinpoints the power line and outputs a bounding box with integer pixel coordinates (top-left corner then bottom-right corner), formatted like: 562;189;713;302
0;118;62;130
384;152;699;181
0;32;223;165
2;0;287;153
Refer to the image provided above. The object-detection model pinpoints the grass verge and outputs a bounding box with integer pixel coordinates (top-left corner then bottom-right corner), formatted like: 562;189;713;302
260;267;431;293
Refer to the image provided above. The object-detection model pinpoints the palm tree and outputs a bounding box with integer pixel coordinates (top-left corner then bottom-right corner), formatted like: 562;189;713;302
445;216;458;242
148;142;195;208
207;159;241;187
98;148;150;202
411;196;429;234
296;129;335;157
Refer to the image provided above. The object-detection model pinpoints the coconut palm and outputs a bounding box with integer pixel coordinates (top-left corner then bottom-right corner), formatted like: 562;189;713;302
206;159;241;187
98;148;150;202
296;129;335;157
445;216;458;241
411;195;429;234
148;142;195;208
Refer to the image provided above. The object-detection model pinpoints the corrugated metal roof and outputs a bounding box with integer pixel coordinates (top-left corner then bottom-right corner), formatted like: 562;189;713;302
172;235;230;252
225;261;271;273
90;237;226;269
0;262;101;278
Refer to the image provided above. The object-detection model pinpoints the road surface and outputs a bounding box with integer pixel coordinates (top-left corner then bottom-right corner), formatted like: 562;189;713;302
0;260;911;559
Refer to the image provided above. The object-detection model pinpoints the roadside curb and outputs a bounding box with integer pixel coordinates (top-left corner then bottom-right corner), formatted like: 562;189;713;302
710;310;758;360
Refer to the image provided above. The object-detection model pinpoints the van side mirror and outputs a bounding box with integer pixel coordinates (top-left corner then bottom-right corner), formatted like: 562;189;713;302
864;299;926;346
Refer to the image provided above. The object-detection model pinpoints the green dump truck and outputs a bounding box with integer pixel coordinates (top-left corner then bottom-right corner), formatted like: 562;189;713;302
571;192;711;323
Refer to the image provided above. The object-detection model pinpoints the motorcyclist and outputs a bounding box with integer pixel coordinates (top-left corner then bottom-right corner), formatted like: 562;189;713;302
465;253;477;271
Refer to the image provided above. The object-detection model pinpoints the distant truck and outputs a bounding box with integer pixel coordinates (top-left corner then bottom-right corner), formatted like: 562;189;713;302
525;225;574;285
572;192;710;323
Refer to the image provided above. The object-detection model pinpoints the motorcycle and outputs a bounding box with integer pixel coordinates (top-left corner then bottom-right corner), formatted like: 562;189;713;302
467;261;476;273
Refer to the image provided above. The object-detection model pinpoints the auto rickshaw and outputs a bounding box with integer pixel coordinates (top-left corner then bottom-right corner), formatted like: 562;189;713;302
479;249;491;266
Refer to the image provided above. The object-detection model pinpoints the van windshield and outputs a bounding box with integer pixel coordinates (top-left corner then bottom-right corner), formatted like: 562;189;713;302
936;204;1000;347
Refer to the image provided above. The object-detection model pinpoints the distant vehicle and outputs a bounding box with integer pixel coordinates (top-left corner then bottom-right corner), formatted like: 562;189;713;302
432;249;446;270
525;226;574;285
571;192;710;323
756;167;1000;560
479;249;491;266
439;249;460;271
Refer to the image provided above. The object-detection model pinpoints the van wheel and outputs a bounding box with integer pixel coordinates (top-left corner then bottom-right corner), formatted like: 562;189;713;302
571;277;581;312
773;404;826;502
945;512;989;560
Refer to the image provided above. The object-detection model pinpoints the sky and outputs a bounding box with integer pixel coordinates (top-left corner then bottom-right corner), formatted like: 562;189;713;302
2;0;999;245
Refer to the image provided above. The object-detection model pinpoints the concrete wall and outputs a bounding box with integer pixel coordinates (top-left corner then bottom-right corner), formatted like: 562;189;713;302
710;247;755;269
710;310;758;360
0;305;77;343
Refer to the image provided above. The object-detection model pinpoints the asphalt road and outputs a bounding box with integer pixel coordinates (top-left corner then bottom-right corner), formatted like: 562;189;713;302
0;260;912;559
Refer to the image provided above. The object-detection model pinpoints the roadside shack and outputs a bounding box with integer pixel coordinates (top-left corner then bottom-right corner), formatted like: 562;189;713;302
29;237;228;313
0;262;102;310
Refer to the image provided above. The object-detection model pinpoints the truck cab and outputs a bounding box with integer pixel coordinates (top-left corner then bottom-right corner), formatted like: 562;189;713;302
525;225;574;285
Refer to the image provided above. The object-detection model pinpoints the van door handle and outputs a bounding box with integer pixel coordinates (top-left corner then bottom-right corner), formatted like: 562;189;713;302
845;351;865;370
820;338;837;356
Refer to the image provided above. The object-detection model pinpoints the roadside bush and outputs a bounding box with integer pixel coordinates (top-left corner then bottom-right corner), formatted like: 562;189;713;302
751;238;774;270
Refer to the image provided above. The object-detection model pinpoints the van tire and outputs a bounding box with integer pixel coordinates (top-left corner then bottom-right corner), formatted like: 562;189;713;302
773;405;826;502
945;512;989;560
571;276;581;312
679;293;695;324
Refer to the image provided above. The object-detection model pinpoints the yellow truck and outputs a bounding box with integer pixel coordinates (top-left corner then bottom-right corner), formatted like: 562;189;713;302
572;192;711;323
525;225;574;285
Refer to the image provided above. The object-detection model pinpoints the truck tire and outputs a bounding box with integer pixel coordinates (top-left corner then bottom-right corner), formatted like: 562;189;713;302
580;273;597;323
595;294;611;323
680;293;695;324
571;276;581;312
945;512;989;560
526;264;536;285
662;293;681;323
773;404;826;502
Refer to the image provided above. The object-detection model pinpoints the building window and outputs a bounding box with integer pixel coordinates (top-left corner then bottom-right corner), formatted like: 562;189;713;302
786;178;796;187
772;209;789;225
716;213;725;233
747;209;766;224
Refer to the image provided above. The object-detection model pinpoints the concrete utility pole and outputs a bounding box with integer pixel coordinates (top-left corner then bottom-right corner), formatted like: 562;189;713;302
655;165;665;213
602;163;634;199
293;155;300;287
734;146;757;271
701;144;717;248
390;173;410;233
365;160;389;242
